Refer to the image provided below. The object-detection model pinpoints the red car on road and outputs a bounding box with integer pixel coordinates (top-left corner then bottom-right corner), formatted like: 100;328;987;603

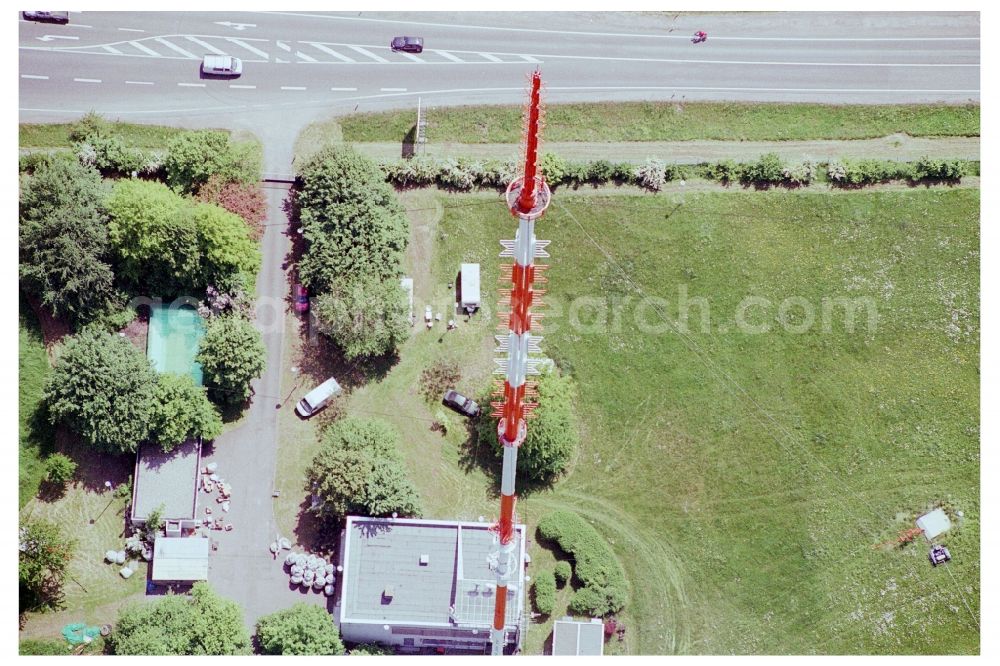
293;283;309;313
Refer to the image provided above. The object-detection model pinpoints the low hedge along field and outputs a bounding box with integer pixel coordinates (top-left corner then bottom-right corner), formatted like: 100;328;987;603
532;570;556;615
537;510;629;617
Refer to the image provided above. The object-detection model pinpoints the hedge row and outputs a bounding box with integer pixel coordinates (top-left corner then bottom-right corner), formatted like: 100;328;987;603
554;560;573;586
537;510;628;617
379;153;975;191
532;570;556;615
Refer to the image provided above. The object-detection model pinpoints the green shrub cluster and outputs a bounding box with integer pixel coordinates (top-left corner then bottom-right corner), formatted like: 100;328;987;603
164;130;262;194
912;156;968;181
554;560;573;586
68;112;161;177
532;569;556;615
826;159;913;185
537;510;628;617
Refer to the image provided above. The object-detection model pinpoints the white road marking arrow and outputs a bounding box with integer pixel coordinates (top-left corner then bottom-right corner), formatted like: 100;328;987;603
214;21;256;31
37;34;79;42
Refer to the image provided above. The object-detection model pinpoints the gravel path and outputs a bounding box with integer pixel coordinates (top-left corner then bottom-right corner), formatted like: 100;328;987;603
353;134;980;164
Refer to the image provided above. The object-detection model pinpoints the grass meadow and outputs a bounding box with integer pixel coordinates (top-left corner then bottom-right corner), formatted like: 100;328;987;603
378;187;978;654
338;102;980;144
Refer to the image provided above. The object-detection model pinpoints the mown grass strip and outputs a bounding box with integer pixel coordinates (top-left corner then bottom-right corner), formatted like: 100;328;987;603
340;101;980;143
19;122;227;150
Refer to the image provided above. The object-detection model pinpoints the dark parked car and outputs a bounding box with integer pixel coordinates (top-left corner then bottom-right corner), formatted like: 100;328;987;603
390;36;424;54
23;11;70;24
442;390;481;418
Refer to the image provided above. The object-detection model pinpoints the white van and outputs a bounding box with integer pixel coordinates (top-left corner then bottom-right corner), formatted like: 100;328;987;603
295;377;342;418
201;54;243;77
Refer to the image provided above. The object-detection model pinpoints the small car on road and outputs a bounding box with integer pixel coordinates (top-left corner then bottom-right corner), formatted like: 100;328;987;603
296;377;342;418
23;11;70;24
201;54;243;78
293;283;309;314
442;390;481;418
390;36;424;54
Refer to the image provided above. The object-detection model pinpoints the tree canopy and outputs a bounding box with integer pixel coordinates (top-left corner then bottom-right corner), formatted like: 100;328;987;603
479;368;580;481
149;373;223;451
109;582;251;655
308;417;421;521
256;603;345;655
106;179;200;294
19;520;77;613
297;146;408;293
164;130;262;194
44;329;158;454
312;275;409;360
18;157;116;324
196;315;266;405
192;202;260;292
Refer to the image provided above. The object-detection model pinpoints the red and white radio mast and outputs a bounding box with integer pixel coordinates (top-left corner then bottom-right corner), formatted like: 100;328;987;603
488;69;551;656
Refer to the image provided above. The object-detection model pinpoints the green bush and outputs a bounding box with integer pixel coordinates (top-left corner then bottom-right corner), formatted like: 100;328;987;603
164;131;261;194
705;159;742;183
554;560;572;586
587;160;614;183
532;570;556;615
782;160;816;185
828;159;914;185
563;161;591;186
19;639;70;655
437;157;476;190
537;510;628;617
256;603;345;655
912;156;967;181
77;135;148;176
350;643;394;656
663;163;687;182
196;315;266;406
312;275;410;360
740;152;785;184
538;152;567;185
44;453;77;486
610;162;634;183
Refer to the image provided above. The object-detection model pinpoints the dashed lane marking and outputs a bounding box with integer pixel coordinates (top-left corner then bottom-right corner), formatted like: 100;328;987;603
229;84;256;89
346;45;389;63
73;78;101;83
154;37;197;59
21;74;49;79
226;37;269;60
125;80;154;85
381;87;407;91
118;28;144;33
280;85;307;90
303;42;356;63
185;35;227;55
329;86;358;91
178;82;206;87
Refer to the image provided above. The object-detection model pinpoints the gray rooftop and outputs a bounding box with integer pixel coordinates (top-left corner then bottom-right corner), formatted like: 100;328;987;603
152;536;210;581
131;439;201;522
341;517;524;629
552;618;605;656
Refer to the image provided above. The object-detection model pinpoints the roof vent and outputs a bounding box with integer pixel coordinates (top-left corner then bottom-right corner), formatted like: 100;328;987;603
419;554;430;566
382;585;394;602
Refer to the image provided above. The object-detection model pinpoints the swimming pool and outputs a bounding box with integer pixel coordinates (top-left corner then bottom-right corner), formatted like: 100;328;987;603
146;303;205;385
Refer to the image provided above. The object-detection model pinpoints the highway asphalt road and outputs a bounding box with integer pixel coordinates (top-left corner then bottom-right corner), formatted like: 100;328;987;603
20;11;980;172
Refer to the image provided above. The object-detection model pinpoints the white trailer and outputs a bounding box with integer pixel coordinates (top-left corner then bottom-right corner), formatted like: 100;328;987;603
460;263;481;313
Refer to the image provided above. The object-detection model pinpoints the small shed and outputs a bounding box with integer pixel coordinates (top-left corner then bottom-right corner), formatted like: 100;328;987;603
152;537;210;582
552;617;604;656
459;263;480;313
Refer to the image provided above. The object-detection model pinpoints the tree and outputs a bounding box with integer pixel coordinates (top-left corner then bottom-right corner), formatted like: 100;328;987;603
479;369;580;482
196;315;266;405
149;374;223;451
532;570;556;615
349;643;395;656
256;603;345;655
44;329;157;454
106;179;200;294
297;145;408;294
19;520;76;613
109;582;251;655
554;560;573;587
44;453;77;486
19;157;117;324
164;131;262;194
312;276;409;360
308;417;421;521
192;202;260;293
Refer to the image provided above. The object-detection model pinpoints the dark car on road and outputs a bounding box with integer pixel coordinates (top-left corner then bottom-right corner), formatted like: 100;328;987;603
390;36;424;54
23;11;70;24
442;390;481;418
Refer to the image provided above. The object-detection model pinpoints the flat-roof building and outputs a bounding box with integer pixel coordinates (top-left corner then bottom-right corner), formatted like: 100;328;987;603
152;536;210;583
337;516;526;654
552;617;605;656
130;439;201;531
